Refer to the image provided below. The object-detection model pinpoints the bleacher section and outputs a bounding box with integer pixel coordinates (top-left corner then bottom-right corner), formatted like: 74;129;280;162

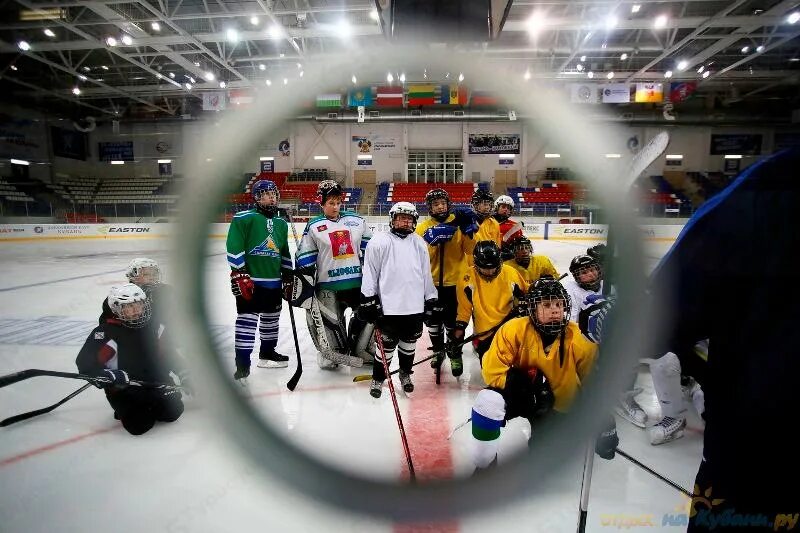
634;175;692;215
232;175;361;216
0;179;35;204
508;183;583;216
94;177;177;205
375;182;484;212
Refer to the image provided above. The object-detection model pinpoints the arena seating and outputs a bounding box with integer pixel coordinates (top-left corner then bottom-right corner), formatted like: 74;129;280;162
375;182;483;212
0;179;35;203
633;175;692;215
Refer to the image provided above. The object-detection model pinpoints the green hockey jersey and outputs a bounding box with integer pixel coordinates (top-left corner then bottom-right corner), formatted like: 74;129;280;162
226;209;291;289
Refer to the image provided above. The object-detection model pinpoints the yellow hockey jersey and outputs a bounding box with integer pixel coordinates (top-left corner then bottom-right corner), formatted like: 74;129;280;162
465;217;502;266
416;215;473;287
482;318;598;412
456;264;528;339
509;255;559;285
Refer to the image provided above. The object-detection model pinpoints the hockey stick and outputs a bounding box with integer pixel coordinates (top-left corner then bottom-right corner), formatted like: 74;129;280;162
615;447;692;497
1;383;92;427
576;442;595;533
435;240;446;385
0;368;183;390
375;328;416;482
283;207;304;392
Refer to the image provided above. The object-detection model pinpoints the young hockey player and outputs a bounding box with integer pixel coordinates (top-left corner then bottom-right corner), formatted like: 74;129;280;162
465;188;502;265
454;240;528;367
493;195;524;261
99;257;170;324
358;202;439;398
507;237;559;284
226;179;292;382
295;180;374;369
416;188;478;373
470;278;609;470
77;284;188;436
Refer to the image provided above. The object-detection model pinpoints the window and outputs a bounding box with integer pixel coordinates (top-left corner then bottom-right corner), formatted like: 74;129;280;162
407;150;463;183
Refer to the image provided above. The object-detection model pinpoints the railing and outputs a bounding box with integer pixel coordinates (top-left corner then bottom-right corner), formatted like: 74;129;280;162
0;199;176;221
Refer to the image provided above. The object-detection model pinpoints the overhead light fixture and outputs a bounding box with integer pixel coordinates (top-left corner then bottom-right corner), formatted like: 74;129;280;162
43;28;55;37
458;72;464;82
168;72;175;78
605;15;618;29
724;154;742;159
279;53;285;58
605;153;622;158
664;70;673;78
95;78;104;82
314;155;329;160
523;70;531;80
296;62;302;69
219;81;226;88
357;154;372;160
702;70;710;78
78;74;87;81
527;12;545;34
498;154;516;159
653;14;668;29
188;76;196;83
580;55;586;62
83;66;90;71
387;72;394;83
204;71;215;81
741;46;750;53
151;22;161;31
283;78;288;85
158;159;172;164
299;70;304;77
266;79;272;86
121;34;133;46
544;153;561;158
587;71;594;78
258;64;266;71
788;12;800;24
338;20;352;38
351;75;357;84
399;73;406;83
101;65;109;70
226;28;239;42
697;65;705;73
576;63;584;71
268;25;282;40
193;61;200;67
631;4;641;13
18;41;31;51
606;71;614;79
790;58;800;62
370;9;379;21
110;160;125;165
677;60;688;71
756;45;765;53
259;156;275;161
184;83;192;90
10;65;18;71
665;154;683;160
620;53;628;60
10;159;30;166
250;16;259;26
105;36;117;47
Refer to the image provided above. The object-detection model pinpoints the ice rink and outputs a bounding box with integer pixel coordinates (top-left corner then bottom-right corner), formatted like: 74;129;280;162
0;232;705;532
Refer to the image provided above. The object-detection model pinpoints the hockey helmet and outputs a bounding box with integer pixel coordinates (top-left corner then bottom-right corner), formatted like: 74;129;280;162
317;180;343;205
569;254;602;291
389;201;419;237
471;188;494;214
252;180;280;217
473;240;502;279
108;283;152;328
527;278;571;337
125;257;161;288
425;188;451;221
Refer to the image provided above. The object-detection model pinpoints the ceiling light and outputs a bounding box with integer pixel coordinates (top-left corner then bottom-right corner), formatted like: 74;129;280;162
338;20;352;38
702;70;710;78
605;15;618;29
299;70;304;77
631;4;641;13
168;72;175;78
458;72;464;82
204;71;215;81
387;72;394;83
268;25;283;40
790;58;800;62
351;75;357;84
653;14;668;29
399;73;406;82
218;81;226;89
605;153;622;158
664;70;673;78
620;53;628;60
283;78;288;85
296;63;302;69
524;70;531;80
580;55;586;62
250;16;259;26
10;65;18;71
121;34;133;46
677;60;688;71
43;28;55;37
279;53;285;58
106;36;117;46
158;159;172;164
78;74;87;81
576;63;584;71
724;154;742;159
95;78;103;82
606;71;614;79
101;65;109;70
265;79;272;86
151;22;161;31
188;76;196;83
185;83;192;90
587;71;594;78
72;87;81;95
527;12;545;34
314;155;329;160
665;155;683;160
601;42;608;49
544;153;561;158
741;46;750;53
226;28;239;42
111;160;124;165
193;61;200;66
10;159;30;166
18;41;31;51
83;66;90;71
258;64;266;71
756;45;765;53
697;65;704;73
370;9;379;21
788;12;800;24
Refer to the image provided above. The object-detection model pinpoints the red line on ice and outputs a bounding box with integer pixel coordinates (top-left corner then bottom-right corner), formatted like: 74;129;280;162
0;425;119;468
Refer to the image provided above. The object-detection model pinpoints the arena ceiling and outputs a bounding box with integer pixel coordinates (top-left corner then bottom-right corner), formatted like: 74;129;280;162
1;0;799;123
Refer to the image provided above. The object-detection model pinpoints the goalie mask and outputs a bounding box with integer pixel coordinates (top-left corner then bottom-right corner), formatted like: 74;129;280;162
317;180;343;205
389;201;419;237
569;254;602;292
126;258;162;290
527;278;571;337
108;283;152;328
473;240;502;280
252;180;280;217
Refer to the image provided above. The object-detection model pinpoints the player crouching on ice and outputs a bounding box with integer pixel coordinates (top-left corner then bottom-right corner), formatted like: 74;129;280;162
77;284;190;436
470;278;617;470
358;202;439;398
99;257;171;324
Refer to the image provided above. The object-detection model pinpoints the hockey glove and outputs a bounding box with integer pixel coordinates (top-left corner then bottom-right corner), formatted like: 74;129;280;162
595;416;619;460
452;320;468;342
578;293;615;344
423;299;443;326
99;368;130;389
357;294;382;324
230;270;254;301
503;367;554;421
453;208;479;238
422;224;457;246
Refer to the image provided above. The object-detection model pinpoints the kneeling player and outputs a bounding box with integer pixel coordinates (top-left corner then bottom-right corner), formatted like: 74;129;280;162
99;257;171;324
470;279;601;469
78;284;189;436
359;202;438;397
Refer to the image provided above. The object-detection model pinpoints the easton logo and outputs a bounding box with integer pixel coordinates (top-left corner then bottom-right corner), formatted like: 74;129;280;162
564;228;605;235
109;227;151;233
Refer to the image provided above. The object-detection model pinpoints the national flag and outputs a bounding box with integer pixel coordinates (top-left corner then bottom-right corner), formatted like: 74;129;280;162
438;84;468;105
407;84;436;106
202;91;227;111
316;93;342;108
470;90;499;106
347;87;373;107
669;82;697;103
229;89;253;106
376;86;403;107
634;82;663;103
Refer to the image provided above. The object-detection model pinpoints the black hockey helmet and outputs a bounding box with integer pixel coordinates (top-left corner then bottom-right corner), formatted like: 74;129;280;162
317;179;343;205
527;278;571;337
587;243;607;264
473;240;502;279
425;188;451;222
512;236;533;253
471;188;494;212
569;254;602;291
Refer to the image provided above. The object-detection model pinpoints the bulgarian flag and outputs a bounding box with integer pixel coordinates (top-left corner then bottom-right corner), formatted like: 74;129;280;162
316;93;342;108
376;86;403;107
407;84;436;106
439;84;468;105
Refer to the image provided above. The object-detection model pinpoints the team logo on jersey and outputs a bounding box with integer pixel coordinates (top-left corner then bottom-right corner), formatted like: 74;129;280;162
94;331;105;339
317;224;328;232
328;229;355;259
249;236;280;257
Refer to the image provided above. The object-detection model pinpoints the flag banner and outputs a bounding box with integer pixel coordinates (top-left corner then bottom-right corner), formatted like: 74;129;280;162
376;86;403;107
202;91;227;111
439;84;467;105
51;126;87;160
470;90;499;106
601;83;631;103
634;82;664;103
669;82;697;103
316;93;342;108
98;141;133;161
570;83;599;104
407;84;436;106
347;87;373;107
229;89;253;106
468;134;520;154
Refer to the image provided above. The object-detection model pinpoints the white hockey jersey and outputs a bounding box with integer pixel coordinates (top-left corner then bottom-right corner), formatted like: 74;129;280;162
295;211;372;291
361;231;438;315
562;277;615;322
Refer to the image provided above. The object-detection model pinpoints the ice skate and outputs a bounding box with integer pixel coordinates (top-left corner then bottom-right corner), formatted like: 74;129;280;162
257;351;289;368
369;379;383;398
615;388;647;428
398;370;414;393
648;416;686;445
317;351;339;370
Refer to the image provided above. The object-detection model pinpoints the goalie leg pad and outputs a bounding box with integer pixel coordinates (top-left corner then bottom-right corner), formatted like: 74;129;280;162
471;388;506;469
651;351;686;419
307;290;364;367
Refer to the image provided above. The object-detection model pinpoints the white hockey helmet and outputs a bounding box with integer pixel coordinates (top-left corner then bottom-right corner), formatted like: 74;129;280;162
389;201;419;236
108;283;152;328
494;195;515;211
126;257;161;288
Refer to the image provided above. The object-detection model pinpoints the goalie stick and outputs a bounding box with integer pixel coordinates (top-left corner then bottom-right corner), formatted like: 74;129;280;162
282;206;305;392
